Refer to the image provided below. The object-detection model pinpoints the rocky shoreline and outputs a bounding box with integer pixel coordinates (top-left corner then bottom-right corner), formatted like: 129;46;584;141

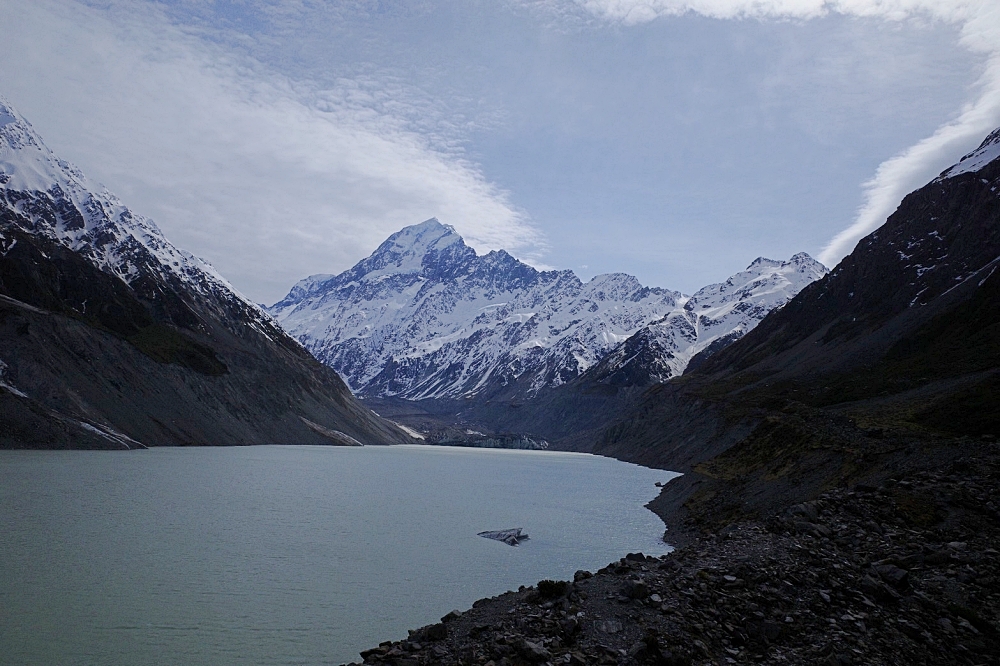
346;442;999;665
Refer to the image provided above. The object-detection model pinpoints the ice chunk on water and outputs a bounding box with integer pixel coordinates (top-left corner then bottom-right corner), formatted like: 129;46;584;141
478;528;529;546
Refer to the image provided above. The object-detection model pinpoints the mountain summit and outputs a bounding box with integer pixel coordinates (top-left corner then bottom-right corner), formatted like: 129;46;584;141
938;127;1000;180
586;252;828;386
270;220;683;400
362;218;473;277
0;97;239;306
269;221;826;407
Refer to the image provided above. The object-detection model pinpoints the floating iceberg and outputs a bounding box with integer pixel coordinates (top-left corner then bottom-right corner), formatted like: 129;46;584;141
478;528;529;546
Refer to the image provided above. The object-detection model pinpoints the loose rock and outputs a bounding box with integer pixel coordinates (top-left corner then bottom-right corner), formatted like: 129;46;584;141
349;448;1000;665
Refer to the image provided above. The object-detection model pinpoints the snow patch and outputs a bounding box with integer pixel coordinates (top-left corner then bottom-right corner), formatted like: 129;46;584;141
939;128;1000;179
77;421;144;449
393;422;426;440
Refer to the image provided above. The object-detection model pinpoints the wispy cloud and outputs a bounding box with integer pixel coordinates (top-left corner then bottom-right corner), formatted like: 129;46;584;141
0;0;543;303
566;1;981;24
818;3;1000;265
542;0;1000;266
821;55;1000;265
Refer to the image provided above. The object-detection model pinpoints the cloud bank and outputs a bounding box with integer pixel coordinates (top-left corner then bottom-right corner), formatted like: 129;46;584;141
0;0;543;303
558;0;1000;266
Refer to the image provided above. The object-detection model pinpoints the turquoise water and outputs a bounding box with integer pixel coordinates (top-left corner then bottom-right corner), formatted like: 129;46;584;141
0;445;678;665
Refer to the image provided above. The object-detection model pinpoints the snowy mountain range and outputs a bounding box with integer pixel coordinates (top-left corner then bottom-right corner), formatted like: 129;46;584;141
269;220;828;401
584;253;828;386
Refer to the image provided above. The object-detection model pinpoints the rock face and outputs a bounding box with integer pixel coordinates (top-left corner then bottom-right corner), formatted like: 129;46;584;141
269;221;825;414
0;96;408;449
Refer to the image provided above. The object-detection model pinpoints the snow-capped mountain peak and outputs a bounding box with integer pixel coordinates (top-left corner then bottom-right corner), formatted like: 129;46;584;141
0;97;92;199
684;253;826;312
0;97;409;448
269;220;828;401
938;127;1000;180
559;253;829;387
268;224;686;399
364;218;471;276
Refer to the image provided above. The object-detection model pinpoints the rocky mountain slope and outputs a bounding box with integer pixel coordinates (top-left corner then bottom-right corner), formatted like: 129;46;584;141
594;125;1000;531
269;221;825;418
0;96;408;449
352;440;1000;666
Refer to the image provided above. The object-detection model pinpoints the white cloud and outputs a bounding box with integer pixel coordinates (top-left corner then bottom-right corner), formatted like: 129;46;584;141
818;2;1000;264
0;0;543;304
820;54;1000;265
569;1;981;24
552;0;1000;266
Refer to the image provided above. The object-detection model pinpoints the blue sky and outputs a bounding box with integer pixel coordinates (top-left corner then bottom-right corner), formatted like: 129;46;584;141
1;0;998;303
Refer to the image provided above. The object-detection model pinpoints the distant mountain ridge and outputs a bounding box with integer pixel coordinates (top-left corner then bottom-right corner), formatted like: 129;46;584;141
0;96;407;448
269;221;827;405
584;253;827;386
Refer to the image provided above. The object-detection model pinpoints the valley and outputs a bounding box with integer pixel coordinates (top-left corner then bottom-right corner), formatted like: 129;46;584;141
2;91;998;666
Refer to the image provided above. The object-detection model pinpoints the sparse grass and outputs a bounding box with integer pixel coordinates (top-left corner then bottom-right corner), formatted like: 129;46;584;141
696;415;824;482
914;374;1000;436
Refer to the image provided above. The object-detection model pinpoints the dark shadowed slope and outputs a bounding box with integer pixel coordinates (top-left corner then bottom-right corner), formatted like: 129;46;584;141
594;127;1000;530
0;97;409;449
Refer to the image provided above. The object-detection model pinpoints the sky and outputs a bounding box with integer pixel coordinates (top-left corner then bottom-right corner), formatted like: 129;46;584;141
0;0;997;304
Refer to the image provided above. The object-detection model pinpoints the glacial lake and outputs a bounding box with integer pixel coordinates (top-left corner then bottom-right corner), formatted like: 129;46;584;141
0;445;679;665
